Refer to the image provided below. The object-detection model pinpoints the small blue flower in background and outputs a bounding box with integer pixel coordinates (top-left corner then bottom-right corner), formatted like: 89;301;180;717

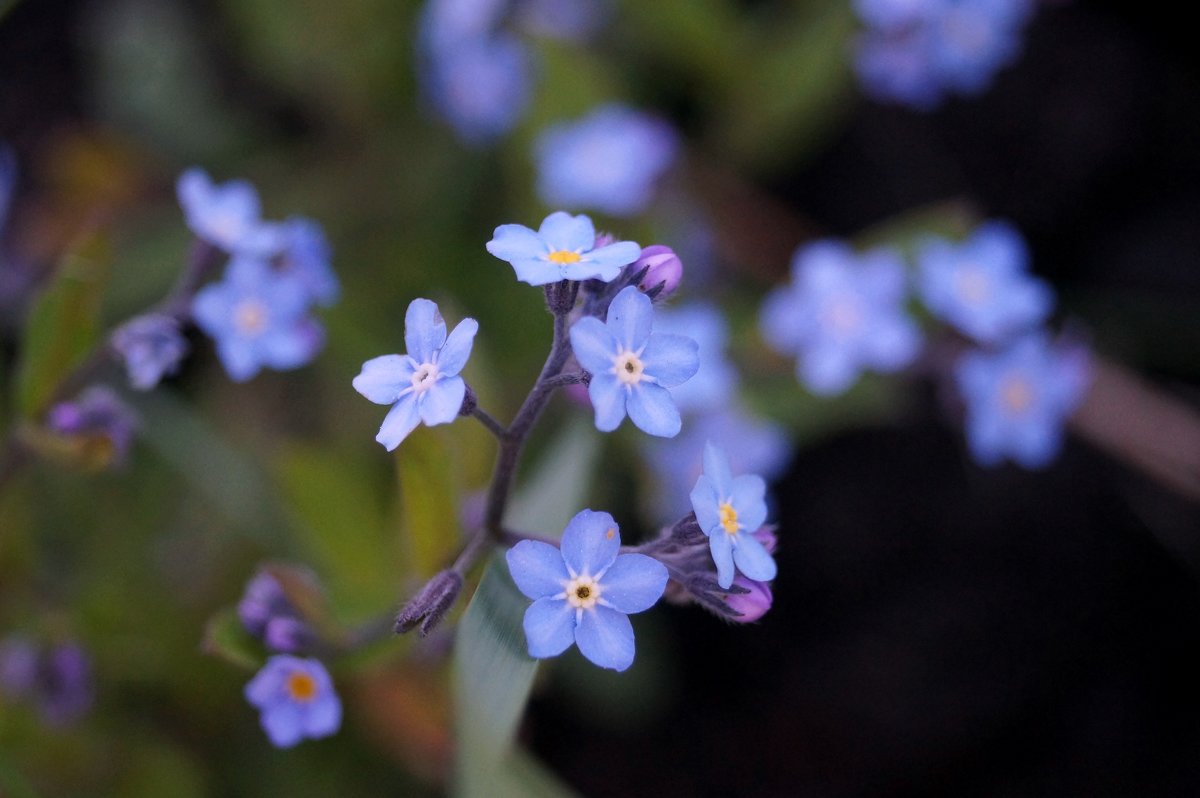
650;302;735;414
956;334;1091;469
535;104;679;217
570;285;699;437
419;33;533;146
238;571;314;654
506;509;668;671
192;256;324;382
642;406;789;521
689;443;776;589
0;143;17;242
516;0;609;41
917;220;1053;344
244;655;341;748
352;298;478;451
177;168;285;256
760;239;921;395
279;217;340;307
110;313;190;391
0;637;93;727
487;211;641;286
47;385;139;467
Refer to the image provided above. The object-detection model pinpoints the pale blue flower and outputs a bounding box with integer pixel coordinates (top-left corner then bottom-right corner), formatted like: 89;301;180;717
279;217;339;307
917;221;1052;344
352;298;478;451
956;334;1090;468
192;257;324;382
486;211;641;286
506;509;668;671
110;313;189;391
534;104;678;217
244;655;341;748
176;168;285;256
760;239;920;395
419;32;533;146
689;443;776;589
570;285;699;437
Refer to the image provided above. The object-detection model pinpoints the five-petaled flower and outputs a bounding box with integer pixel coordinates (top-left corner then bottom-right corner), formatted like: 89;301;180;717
690;443;776;589
352;297;478;451
177;168;285;256
244;655;341;748
191;256;324;382
570;285;699;437
486;211;641;286
506;510;668;671
110;313;190;391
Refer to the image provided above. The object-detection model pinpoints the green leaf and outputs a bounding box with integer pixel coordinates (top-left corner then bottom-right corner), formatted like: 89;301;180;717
396;426;462;580
14;236;111;418
201;608;263;670
453;560;540;798
503;418;602;536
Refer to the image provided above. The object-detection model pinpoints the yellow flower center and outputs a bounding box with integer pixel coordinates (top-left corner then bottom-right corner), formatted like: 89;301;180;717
564;575;601;610
719;502;740;536
547;250;582;265
1000;375;1034;414
286;671;318;703
233;300;269;336
615;351;645;385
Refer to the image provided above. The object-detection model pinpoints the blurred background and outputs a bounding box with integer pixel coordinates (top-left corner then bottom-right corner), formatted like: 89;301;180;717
1;0;1199;795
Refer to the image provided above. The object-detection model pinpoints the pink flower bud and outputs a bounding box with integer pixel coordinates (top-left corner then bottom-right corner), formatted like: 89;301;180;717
752;526;777;554
635;245;683;298
724;576;773;622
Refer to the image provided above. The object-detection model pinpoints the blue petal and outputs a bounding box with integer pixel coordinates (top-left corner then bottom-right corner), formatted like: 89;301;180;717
641;333;699;388
523;597;576;658
261;702;304;748
598;554;667;614
537;211;594;252
730;474;768;531
176;168;209;213
581;240;640;272
260;322;323;371
606;285;652;351
702;442;734;497
759;286;804;354
574;605;635;671
191;284;233;336
244;661;285;708
1010;416;1060;469
569;316;617;374
486;223;546;262
353;355;416;405
217;339;261;382
302;693;342;739
419;375;465;426
800;344;859;395
689;474;721;534
561;258;625;283
506;540;570;599
405;299;447;363
560;509;620;576
732;534;777;582
965;409;1006;467
512;259;569;286
376;395;421;451
709;532;736;589
626;383;681;437
436;317;478;376
864;316;920;372
587;373;627;432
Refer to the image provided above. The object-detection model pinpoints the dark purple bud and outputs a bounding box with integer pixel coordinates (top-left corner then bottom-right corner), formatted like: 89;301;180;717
37;643;93;726
544;279;580;316
110;313;189;391
237;571;294;638
459;383;478;417
264;616;316;653
46;386;138;467
395;570;463;636
635;245;682;299
669;512;706;544
723;577;773;622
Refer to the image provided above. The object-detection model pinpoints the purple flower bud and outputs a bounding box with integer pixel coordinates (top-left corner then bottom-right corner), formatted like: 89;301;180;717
264;616;315;653
723;576;773;622
635;245;683;298
38;643;93;726
46;386;138;467
238;571;293;638
110;313;189;391
752;526;777;555
395;570;463;636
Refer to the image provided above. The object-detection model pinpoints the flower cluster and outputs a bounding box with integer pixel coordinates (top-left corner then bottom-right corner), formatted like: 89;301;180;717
853;0;1036;109
238;570;316;653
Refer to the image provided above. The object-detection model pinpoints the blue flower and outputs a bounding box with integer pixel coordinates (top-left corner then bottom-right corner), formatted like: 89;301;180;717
244;655;341;748
534;104;678;217
689;443;776;589
506;509;668;671
570;285;699;437
649;302;735;414
238;571;314;654
0;637;93;727
176;168;284;256
956;334;1090;469
0;143;17;242
192;257;324;382
110;313;190;391
486;211;641;286
352;298;478;451
516;0;609;41
279;217;340;307
760;239;920;395
917;221;1052;344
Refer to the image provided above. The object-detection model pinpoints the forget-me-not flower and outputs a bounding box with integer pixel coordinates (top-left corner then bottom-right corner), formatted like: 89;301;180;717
690;442;776;589
192;257;324;382
956;334;1090;469
419;32;533;146
352;298;478;451
244;655;341;748
177;168;285;256
534;104;679;217
506;509;668;671
760;239;921;395
279;217;340;307
110;313;190;391
570;285;699;437
917;221;1052;344
487;211;641;286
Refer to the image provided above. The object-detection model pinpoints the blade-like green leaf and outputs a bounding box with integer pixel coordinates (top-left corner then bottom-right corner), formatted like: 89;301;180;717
396;426;462;580
503;418;601;537
14;236;111;418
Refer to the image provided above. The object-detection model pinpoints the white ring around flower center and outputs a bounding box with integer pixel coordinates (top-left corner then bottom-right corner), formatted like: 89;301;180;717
564;575;602;610
411;362;439;393
614;350;645;385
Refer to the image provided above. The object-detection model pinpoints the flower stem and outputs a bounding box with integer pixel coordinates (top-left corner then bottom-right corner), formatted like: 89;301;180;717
469;406;507;440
